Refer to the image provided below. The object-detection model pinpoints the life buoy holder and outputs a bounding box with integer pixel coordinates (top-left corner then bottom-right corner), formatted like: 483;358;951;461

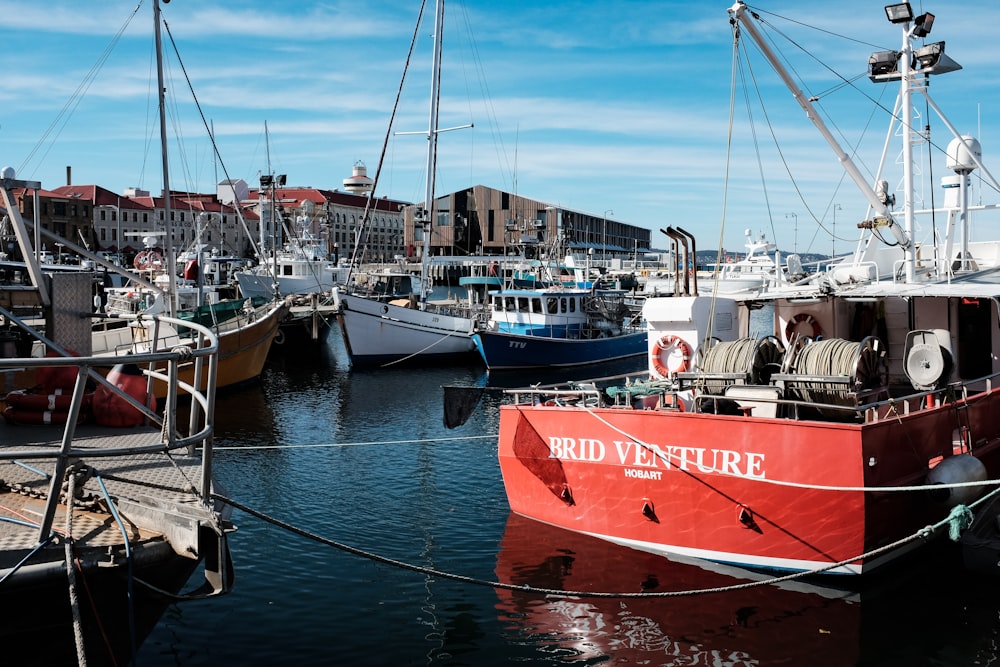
650;335;693;378
784;313;822;342
133;249;163;271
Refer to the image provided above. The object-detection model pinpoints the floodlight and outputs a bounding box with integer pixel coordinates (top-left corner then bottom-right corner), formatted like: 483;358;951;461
869;50;901;79
913;12;935;37
885;3;913;23
915;41;943;69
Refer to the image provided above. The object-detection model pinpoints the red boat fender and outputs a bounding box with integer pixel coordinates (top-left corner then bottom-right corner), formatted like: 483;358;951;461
183;258;199;281
650;335;692;378
92;363;156;427
784;313;822;342
36;349;81;393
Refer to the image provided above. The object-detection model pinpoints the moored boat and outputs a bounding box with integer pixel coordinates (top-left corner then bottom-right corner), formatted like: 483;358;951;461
334;0;483;368
488;2;1000;577
472;285;646;370
0;168;232;664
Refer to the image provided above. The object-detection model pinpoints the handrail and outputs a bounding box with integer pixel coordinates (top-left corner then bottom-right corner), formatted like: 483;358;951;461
503;369;1000;427
0;312;220;541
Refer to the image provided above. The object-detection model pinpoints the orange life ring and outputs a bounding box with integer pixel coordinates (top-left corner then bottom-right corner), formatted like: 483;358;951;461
650;335;693;378
2;405;83;425
784;313;822;342
4;389;85;412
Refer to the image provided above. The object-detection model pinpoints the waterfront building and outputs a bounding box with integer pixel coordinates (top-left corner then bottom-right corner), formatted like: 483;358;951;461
402;185;652;264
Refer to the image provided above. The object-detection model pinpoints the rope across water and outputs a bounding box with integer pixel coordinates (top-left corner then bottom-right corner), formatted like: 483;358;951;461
208;481;1000;599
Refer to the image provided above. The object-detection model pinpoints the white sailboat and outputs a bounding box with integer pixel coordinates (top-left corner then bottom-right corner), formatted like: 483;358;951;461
334;0;481;367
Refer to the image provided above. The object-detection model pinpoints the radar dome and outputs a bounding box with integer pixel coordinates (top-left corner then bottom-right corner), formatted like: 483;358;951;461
0;166;14;179
946;136;982;173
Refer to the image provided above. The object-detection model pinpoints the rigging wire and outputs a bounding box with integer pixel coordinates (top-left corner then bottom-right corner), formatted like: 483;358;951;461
18;2;145;179
162;20;262;260
346;0;429;280
455;3;514;192
735;9;895;253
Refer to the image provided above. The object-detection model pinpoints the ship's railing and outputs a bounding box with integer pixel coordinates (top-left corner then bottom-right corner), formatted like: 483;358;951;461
0;312;219;541
504;368;1000;429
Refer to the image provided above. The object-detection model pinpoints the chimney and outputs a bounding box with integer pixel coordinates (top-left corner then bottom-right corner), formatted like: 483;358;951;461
66;165;72;186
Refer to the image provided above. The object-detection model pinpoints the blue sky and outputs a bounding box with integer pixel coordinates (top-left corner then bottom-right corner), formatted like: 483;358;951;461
1;0;998;256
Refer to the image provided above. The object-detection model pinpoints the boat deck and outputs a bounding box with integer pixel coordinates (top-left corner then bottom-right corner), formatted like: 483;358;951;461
0;421;210;577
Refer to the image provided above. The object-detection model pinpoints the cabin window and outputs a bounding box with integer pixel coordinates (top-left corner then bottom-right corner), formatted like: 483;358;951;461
504;296;515;312
546;297;558;314
518;297;530;313
560;297;568;313
569;298;576;313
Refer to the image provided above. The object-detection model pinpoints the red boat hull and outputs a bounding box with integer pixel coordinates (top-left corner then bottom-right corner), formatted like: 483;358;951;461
498;389;1000;574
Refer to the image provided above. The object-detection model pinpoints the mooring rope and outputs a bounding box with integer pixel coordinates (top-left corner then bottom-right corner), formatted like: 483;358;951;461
64;466;88;667
96;473;137;662
210;490;992;599
211;434;495;451
379;321;474;368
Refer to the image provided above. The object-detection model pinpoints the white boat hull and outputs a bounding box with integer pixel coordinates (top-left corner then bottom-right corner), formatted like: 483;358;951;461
336;293;478;365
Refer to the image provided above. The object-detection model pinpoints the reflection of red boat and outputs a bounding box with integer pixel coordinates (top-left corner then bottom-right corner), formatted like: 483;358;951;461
496;4;1000;576
494;513;861;665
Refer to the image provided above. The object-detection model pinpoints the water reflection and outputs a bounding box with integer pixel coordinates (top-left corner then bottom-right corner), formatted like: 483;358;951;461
494;512;1000;666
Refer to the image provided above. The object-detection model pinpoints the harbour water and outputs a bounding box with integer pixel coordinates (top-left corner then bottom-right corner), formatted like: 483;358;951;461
132;327;1000;666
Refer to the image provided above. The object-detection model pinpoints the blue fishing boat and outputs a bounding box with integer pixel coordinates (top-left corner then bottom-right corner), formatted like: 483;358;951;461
472;285;646;370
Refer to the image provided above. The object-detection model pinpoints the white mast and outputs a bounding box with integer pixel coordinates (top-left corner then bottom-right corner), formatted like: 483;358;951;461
896;12;918;282
418;0;445;307
154;0;178;315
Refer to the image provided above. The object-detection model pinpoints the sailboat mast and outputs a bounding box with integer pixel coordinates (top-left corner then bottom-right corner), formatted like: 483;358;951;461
154;0;177;315
419;0;444;306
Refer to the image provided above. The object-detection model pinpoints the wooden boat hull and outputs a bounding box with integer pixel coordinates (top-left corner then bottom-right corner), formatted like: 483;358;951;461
91;300;288;397
186;300;286;392
497;388;1000;575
